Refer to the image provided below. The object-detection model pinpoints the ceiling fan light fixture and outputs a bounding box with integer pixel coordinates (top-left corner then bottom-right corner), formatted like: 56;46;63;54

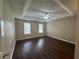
44;14;50;19
44;16;49;19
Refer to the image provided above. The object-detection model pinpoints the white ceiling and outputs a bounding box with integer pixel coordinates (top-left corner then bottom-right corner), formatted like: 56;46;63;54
7;0;78;22
59;0;78;14
7;0;25;17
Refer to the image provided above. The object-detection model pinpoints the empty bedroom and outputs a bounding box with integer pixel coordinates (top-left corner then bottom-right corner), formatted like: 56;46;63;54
0;0;79;59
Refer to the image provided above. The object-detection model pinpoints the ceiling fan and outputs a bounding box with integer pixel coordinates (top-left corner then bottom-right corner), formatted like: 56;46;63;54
31;9;53;19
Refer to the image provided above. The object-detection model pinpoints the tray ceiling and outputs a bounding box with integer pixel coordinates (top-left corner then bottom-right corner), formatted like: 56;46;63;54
7;0;77;22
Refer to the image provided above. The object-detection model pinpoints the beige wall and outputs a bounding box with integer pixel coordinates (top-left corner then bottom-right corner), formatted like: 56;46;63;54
75;14;79;59
47;16;76;43
75;1;79;59
0;0;15;59
0;20;1;52
15;19;46;40
0;0;3;52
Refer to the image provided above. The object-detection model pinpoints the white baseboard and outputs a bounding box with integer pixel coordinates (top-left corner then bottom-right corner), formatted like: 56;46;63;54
16;35;75;44
47;36;75;44
10;41;16;59
16;36;45;41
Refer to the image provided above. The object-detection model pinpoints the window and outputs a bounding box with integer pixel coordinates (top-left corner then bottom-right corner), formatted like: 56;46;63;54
24;23;31;34
39;24;43;33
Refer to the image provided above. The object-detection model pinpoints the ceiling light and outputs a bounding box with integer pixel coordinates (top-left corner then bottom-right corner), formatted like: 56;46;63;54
44;16;48;19
44;14;50;19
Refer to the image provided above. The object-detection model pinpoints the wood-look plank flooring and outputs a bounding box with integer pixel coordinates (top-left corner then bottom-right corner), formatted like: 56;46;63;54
12;36;75;59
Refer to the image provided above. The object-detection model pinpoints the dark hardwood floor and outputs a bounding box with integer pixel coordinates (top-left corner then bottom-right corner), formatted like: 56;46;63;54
12;36;75;59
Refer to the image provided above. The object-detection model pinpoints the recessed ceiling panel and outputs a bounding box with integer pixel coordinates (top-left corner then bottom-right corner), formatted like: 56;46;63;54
7;0;74;22
23;0;72;22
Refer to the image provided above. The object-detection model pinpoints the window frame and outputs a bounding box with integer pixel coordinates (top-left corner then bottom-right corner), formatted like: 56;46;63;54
24;22;31;34
38;24;44;33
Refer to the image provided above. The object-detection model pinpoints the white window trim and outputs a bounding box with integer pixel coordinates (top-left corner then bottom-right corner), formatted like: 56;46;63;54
38;24;44;33
24;23;31;34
